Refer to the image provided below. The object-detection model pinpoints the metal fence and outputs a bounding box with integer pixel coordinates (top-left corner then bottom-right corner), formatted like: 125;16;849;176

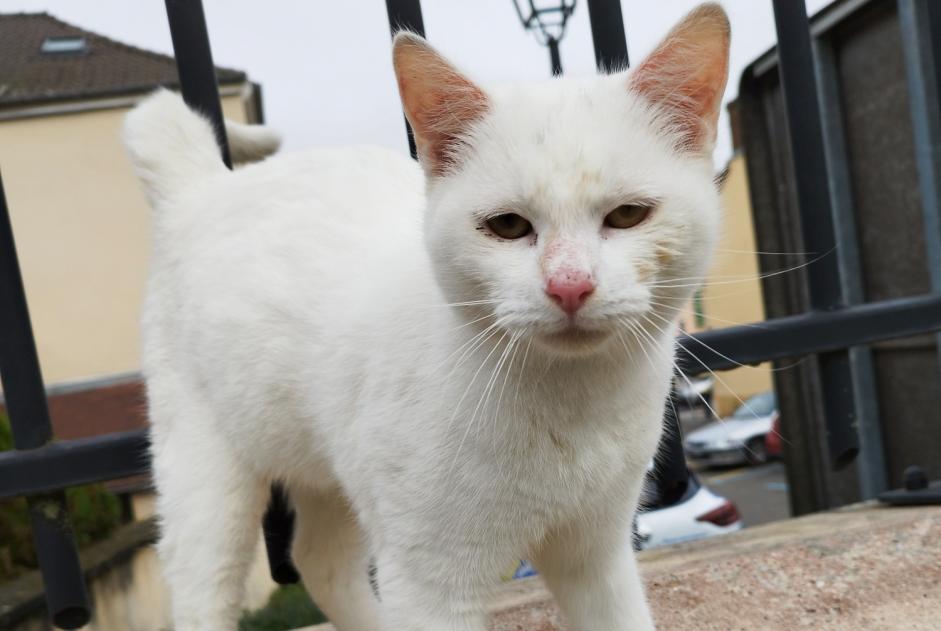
1;0;940;626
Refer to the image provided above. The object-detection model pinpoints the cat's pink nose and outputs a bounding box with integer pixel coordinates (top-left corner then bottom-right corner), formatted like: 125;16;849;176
546;275;595;315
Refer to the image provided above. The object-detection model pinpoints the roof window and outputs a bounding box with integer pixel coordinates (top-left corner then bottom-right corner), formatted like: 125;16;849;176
40;36;88;55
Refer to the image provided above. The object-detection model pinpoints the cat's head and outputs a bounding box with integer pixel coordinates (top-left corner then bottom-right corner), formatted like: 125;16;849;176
393;4;730;358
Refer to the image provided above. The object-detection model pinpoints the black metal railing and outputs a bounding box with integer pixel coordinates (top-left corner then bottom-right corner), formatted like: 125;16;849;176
2;0;941;626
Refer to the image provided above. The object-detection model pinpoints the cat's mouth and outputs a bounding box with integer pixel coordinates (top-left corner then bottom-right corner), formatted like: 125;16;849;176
538;324;612;353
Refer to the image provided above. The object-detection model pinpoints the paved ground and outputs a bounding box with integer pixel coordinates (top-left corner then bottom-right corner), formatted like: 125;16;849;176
695;461;791;527
308;504;941;630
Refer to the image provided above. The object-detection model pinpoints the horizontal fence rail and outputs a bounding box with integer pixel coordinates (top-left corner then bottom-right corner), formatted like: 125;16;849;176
677;293;941;373
5;292;941;495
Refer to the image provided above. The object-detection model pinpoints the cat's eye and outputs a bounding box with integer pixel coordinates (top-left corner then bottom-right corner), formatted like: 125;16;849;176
485;213;533;240
604;203;654;229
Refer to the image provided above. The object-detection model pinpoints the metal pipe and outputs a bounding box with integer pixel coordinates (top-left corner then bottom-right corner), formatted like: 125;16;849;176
899;0;941;378
164;0;231;167
0;174;90;628
164;0;299;585
0;430;150;499
585;0;630;71
548;37;563;76
680;293;941;372
384;0;426;159
771;0;859;471
813;36;886;498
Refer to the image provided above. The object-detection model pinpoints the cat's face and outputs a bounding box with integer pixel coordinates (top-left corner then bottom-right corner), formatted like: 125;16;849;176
394;4;730;357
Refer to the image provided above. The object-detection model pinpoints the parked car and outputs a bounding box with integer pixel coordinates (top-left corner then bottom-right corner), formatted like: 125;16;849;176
765;412;783;459
684;391;779;467
634;467;742;550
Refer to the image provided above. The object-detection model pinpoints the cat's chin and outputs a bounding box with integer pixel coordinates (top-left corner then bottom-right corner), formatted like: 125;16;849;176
535;326;613;357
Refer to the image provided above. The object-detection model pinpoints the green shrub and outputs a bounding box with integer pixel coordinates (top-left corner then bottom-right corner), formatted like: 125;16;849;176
238;585;327;631
0;413;123;580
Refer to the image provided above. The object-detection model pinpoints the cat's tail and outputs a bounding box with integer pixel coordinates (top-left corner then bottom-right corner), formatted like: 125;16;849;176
123;89;281;206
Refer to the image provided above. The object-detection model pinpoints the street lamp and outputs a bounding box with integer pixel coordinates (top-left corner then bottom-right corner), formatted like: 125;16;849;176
512;0;577;76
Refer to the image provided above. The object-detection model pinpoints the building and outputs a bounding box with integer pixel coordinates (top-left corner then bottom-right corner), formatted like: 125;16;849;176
0;13;263;470
0;14;279;629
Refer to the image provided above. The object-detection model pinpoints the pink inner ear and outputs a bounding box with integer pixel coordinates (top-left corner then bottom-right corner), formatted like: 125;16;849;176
393;37;489;176
632;52;727;150
412;81;488;175
629;6;730;152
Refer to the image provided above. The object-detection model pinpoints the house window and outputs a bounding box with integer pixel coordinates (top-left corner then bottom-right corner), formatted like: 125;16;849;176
40;36;88;55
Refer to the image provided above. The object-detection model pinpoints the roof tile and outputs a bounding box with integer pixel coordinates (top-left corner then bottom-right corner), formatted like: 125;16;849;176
0;12;246;107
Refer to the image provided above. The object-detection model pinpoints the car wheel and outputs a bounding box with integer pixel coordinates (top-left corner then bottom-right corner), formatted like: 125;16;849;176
745;437;769;465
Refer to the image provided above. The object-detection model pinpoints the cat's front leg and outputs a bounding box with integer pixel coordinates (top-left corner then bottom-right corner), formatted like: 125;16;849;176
373;545;493;631
533;513;655;631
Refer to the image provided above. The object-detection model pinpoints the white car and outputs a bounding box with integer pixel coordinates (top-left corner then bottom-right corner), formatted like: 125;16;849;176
634;470;742;550
684;391;779;467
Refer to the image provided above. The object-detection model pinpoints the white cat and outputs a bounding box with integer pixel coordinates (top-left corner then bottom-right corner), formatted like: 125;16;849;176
124;4;729;630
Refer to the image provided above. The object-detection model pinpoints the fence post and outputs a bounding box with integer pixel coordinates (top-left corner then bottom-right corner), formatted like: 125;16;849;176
0;174;90;628
586;0;629;71
812;35;887;499
771;0;860;478
384;0;426;159
163;0;300;585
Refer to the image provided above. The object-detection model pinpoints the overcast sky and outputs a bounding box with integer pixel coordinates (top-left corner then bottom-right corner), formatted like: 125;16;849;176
11;0;833;166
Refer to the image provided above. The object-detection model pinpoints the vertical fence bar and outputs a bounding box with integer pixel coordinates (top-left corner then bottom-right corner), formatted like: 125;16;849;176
164;0;299;585
384;0;425;158
0;174;90;628
586;0;630;71
771;0;859;472
899;0;941;375
813;37;887;498
164;0;231;167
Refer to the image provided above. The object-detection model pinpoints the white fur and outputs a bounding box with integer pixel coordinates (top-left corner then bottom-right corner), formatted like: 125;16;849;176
124;35;722;631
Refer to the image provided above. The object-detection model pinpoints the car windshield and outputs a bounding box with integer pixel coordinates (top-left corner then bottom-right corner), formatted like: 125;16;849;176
730;391;776;418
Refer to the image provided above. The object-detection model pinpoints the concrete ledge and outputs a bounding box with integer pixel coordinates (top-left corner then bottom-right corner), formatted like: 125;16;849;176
307;503;941;630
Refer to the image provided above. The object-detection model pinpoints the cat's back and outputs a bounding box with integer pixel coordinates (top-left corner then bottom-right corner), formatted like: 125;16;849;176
142;142;427;385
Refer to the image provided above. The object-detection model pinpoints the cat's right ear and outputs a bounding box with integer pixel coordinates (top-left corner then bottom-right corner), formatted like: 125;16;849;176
392;33;489;176
628;3;731;154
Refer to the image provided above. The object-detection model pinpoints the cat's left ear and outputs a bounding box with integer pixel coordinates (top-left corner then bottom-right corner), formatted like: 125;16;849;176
629;3;731;153
392;33;489;176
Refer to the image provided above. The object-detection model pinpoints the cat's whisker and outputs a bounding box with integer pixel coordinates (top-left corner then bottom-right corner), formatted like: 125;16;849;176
644;308;792;372
637;314;787;455
491;333;523;454
630;319;733;441
640;309;793;446
445;311;500;334
510;336;535;434
442;330;509;442
418;299;503;309
451;332;518;478
439;318;504;374
646;298;770;330
645;249;834;290
714;247;814;256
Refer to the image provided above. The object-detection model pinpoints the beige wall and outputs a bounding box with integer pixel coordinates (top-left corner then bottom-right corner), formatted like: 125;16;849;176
697;153;774;416
0;92;250;386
